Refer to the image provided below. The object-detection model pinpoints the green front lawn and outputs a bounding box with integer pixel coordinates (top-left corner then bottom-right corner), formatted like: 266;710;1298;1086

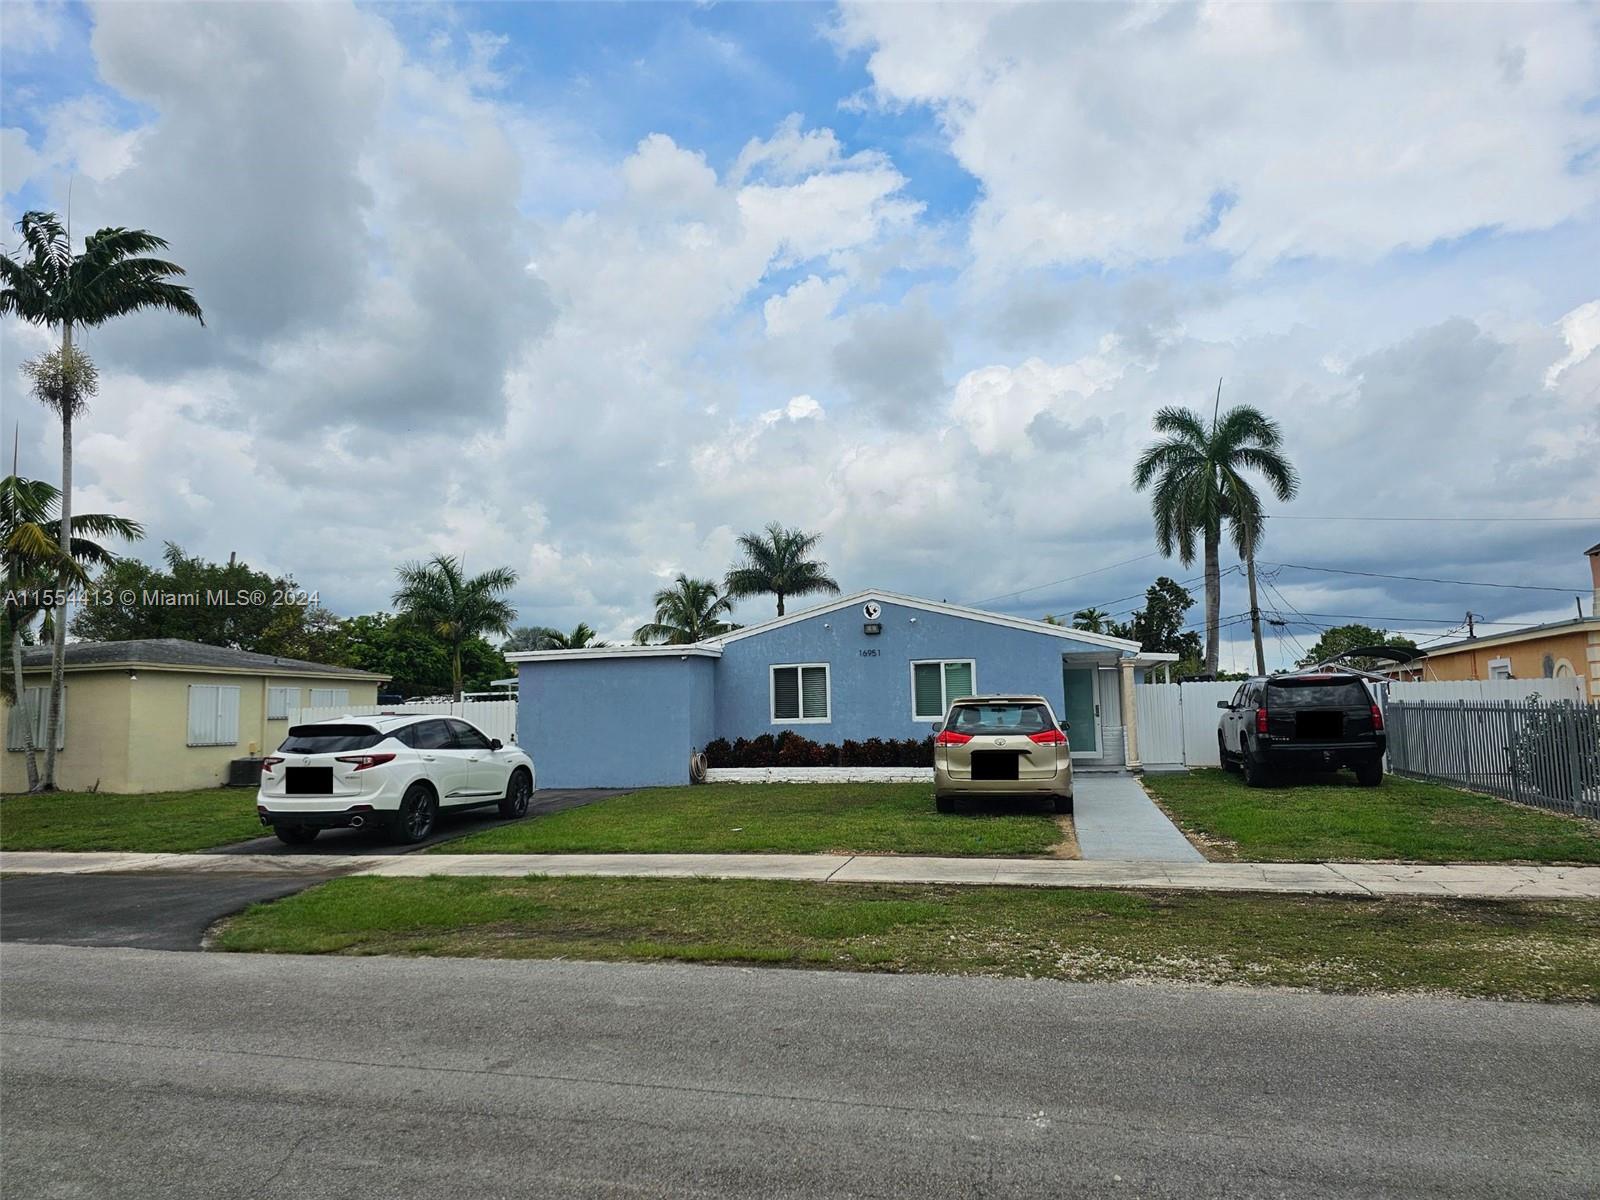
0;788;263;852
213;875;1600;1002
1142;769;1600;864
437;783;1062;857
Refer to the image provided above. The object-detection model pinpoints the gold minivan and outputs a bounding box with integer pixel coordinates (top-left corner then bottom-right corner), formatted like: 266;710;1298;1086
933;694;1073;814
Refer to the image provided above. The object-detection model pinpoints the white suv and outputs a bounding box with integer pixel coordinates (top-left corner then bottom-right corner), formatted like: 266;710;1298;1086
256;714;535;846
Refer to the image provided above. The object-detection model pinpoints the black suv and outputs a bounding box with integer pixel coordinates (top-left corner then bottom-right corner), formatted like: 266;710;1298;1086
1217;673;1386;788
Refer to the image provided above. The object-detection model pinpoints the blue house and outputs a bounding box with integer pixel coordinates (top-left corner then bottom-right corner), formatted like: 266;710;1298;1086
508;590;1175;789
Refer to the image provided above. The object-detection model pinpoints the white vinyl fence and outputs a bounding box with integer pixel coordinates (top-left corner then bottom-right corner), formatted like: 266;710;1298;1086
1133;676;1585;770
293;700;519;745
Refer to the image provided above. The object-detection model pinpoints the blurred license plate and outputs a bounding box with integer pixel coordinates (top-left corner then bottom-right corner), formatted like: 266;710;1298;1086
286;767;334;795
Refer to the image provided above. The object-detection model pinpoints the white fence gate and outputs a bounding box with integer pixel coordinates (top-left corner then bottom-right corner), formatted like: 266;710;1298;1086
293;700;519;745
1133;677;1584;770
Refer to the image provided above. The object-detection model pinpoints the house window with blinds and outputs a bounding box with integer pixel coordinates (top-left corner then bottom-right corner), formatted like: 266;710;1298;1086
911;660;975;720
186;684;241;747
308;687;349;709
770;664;830;723
5;685;66;751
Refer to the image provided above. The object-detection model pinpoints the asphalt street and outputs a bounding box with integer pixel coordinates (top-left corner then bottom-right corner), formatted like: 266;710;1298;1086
3;944;1595;1199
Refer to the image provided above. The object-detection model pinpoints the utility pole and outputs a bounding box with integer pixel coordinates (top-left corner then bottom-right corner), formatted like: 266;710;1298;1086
1246;533;1265;676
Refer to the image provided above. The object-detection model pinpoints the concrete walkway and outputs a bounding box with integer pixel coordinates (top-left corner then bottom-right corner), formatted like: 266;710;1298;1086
5;850;1598;900
1073;772;1206;862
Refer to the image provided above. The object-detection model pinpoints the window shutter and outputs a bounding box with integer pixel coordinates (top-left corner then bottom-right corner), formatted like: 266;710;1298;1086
188;685;241;746
188;685;218;745
800;666;828;720
772;667;800;720
217;686;240;744
6;687;41;752
943;661;974;704
332;688;349;707
267;687;300;720
913;664;944;718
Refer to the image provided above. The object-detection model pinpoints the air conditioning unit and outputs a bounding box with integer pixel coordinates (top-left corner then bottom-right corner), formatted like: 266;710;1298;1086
226;758;264;788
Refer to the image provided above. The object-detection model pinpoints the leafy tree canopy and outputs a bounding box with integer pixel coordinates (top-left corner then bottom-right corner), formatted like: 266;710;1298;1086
1108;576;1203;666
70;542;335;657
1297;624;1417;671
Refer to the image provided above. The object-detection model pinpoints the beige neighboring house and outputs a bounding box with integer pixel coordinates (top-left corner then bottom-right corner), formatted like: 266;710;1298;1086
2;639;387;794
1383;544;1600;700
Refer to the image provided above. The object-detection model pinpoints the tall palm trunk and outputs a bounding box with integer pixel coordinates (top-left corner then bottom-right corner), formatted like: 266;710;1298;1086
1203;525;1221;676
10;615;40;790
452;645;463;701
41;319;71;791
776;593;785;616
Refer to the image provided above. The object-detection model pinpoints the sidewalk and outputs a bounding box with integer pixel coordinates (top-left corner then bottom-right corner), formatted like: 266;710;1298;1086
4;850;1599;900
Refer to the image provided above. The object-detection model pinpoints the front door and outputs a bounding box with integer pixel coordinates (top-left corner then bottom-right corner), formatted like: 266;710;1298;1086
1061;667;1101;759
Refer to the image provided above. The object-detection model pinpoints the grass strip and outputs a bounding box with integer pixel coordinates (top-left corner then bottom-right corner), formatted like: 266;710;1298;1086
437;782;1061;857
0;787;261;852
213;874;1600;1002
1141;769;1600;864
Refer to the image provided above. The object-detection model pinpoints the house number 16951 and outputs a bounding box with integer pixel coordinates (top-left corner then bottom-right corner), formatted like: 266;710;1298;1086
859;648;880;657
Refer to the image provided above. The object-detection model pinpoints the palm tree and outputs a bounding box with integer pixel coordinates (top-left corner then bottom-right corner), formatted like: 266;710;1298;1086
535;623;609;650
634;575;735;644
392;555;518;699
723;522;840;617
2;211;202;788
500;626;549;653
1132;389;1297;675
2;474;143;790
1071;607;1111;634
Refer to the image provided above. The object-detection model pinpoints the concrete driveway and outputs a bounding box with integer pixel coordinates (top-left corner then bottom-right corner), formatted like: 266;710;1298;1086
1072;773;1205;861
4;944;1595;1199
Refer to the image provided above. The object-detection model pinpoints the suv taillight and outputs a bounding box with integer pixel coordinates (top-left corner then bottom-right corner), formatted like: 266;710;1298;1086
260;756;284;772
1255;707;1269;734
1027;728;1067;744
336;753;395;771
934;730;972;746
1371;704;1384;732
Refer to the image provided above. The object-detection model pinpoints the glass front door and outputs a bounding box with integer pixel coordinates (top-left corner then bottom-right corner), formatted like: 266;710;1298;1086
1061;667;1100;757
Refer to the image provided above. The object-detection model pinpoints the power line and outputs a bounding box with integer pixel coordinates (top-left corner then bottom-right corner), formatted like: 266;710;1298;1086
967;551;1164;608
1262;561;1579;593
1270;609;1530;628
1265;515;1600;523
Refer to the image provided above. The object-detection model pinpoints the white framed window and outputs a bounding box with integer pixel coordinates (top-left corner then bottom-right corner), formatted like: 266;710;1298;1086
911;660;976;720
266;686;300;720
308;687;349;708
1487;657;1513;681
187;684;241;746
770;663;830;723
6;685;66;751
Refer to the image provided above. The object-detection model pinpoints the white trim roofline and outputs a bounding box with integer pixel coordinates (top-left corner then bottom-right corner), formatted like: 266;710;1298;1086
700;589;1143;653
504;645;723;664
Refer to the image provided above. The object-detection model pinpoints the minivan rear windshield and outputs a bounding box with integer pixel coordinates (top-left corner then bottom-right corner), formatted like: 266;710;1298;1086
278;724;385;753
1266;678;1371;709
948;703;1056;735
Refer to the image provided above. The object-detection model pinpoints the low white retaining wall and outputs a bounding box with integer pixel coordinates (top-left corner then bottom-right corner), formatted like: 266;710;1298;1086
705;767;935;784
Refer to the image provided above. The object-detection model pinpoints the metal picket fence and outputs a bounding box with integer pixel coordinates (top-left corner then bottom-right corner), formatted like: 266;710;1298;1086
1385;698;1600;819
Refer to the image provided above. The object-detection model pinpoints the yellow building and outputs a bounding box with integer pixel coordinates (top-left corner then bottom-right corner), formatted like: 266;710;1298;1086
1393;544;1600;700
3;639;387;794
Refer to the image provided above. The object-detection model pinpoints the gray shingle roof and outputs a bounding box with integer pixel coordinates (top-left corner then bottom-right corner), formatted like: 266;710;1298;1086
19;638;387;680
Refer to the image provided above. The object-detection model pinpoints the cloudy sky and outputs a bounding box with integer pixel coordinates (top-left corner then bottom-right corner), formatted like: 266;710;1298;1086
3;1;1597;669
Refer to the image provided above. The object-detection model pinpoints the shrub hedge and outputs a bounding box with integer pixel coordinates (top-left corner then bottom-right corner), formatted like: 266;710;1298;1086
702;731;934;768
